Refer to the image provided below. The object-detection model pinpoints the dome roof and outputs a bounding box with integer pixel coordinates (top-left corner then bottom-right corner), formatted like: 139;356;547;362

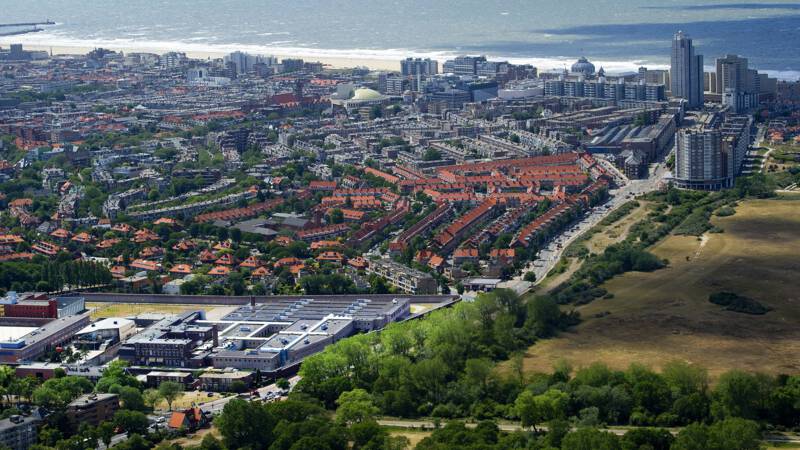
571;57;596;75
351;88;384;101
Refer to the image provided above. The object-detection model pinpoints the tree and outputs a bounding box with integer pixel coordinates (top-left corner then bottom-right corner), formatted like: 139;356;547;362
329;208;344;224
276;378;290;391
158;381;184;411
230;227;242;243
672;418;762;450
216;399;275;449
561;428;620;450
97;421;115;449
113;410;149;435
514;390;540;431
620;427;674;450
114;385;146;411
712;371;763;420
335;388;379;426
143;389;162;410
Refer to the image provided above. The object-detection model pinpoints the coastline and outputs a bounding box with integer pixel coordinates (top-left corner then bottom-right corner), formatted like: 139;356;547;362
3;37;797;80
15;44;402;72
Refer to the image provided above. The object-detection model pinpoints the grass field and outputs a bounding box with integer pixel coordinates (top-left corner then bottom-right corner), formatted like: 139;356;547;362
87;302;212;320
389;430;432;448
520;198;800;379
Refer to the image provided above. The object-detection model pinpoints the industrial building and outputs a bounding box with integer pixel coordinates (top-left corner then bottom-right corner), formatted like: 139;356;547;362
207;296;410;372
0;313;91;363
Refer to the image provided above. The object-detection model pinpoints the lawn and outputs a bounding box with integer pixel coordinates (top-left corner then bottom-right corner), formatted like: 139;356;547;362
87;302;212;320
519;198;800;379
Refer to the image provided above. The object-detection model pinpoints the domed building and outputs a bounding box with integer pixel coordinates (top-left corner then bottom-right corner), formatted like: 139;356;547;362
331;87;389;117
570;57;596;76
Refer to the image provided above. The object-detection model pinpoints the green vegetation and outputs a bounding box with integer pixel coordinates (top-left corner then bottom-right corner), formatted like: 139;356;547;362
708;292;772;315
0;257;112;294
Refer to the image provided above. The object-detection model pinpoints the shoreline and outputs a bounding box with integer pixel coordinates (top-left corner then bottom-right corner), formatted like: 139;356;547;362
3;39;798;80
16;44;402;72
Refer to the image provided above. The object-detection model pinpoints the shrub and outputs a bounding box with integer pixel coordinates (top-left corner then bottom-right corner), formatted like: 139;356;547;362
709;292;772;315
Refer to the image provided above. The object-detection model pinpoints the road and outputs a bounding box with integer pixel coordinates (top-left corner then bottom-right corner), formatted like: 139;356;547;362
515;158;669;288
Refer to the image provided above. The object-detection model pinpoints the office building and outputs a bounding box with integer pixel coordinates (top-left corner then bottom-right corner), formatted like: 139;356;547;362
670;31;704;108
401;58;438;77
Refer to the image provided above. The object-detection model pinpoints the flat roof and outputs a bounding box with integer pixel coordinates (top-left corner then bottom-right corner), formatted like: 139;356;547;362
0;326;37;342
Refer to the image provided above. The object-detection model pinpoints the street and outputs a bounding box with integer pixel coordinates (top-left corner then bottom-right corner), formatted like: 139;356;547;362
515;157;669;289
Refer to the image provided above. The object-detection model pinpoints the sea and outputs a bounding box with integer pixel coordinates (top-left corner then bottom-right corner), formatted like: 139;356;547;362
1;0;799;79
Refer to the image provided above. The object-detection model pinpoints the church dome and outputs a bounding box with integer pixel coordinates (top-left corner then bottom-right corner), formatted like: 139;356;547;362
571;57;596;76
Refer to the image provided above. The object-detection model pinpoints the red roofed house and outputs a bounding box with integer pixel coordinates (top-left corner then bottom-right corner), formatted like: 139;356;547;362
239;255;262;269
215;254;235;266
453;248;479;266
168;407;210;431
208;266;231;277
428;254;446;273
316;251;344;264
169;264;193;277
130;259;161;272
198;249;217;263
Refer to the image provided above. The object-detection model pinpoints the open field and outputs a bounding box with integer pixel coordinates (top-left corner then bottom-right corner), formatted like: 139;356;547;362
168;426;221;447
154;390;225;412
87;302;214;319
389;430;432;448
520;198;800;379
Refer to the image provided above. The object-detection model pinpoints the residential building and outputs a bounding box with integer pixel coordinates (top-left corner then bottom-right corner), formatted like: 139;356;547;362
0;412;41;450
670;31;704;108
366;259;438;295
67;393;119;427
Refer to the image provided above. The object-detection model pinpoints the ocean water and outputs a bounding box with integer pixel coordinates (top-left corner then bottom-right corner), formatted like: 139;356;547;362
1;0;799;78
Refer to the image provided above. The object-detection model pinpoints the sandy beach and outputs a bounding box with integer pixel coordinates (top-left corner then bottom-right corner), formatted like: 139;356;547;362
13;43;403;72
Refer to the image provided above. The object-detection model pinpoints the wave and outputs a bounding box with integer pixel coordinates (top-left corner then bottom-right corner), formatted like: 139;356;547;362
1;32;797;80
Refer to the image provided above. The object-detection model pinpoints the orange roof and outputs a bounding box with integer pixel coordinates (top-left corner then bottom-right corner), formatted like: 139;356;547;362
130;259;161;272
96;238;120;249
275;257;302;268
110;265;127;278
0;234;24;245
316;251;344;262
168;412;187;429
239;255;262;268
169;264;193;274
428;255;445;268
348;257;367;269
199;249;217;262
112;223;134;233
71;232;93;243
288;264;306;275
208;266;231;276
154;217;178;226
275;236;294;246
51;228;71;239
251;266;270;277
310;240;341;250
215;254;234;266
213;241;232;251
454;248;479;258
